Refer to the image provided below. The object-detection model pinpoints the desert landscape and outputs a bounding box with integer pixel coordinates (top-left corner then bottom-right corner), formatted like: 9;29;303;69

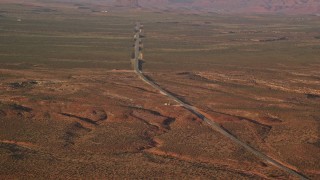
0;0;319;179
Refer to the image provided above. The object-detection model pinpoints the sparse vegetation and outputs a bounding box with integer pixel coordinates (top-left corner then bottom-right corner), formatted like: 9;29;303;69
0;1;319;179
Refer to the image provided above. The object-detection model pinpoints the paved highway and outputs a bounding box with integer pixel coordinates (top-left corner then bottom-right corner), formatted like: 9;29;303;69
132;23;308;180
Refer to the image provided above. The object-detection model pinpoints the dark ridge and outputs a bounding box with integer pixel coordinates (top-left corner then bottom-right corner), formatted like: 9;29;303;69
130;107;175;130
260;116;283;123
187;73;215;83
130;114;162;152
162;118;176;130
210;110;272;129
9;80;38;89
306;93;320;99
92;109;108;121
125;105;163;117
63;131;76;146
10;104;33;112
309;140;320;148
31;8;57;13
185;72;256;90
60;113;98;125
0;142;37;160
63;122;91;147
130;113;160;131
126;84;157;94
176;72;191;75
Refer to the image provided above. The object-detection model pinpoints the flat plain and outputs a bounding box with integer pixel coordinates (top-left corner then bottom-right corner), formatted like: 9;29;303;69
0;2;319;179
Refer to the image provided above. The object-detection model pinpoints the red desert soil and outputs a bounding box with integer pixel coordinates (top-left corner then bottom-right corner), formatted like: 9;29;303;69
0;67;301;179
145;62;320;179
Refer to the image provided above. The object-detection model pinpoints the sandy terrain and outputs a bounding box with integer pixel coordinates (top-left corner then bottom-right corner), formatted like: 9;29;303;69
145;62;320;179
0;1;319;178
0;67;299;179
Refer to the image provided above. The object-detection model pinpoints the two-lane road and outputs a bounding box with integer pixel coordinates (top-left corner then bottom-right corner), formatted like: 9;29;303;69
132;23;308;180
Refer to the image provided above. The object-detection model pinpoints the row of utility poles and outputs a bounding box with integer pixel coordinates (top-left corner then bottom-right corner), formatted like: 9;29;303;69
132;22;144;71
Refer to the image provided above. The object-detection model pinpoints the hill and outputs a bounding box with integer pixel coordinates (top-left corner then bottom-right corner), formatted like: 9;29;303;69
1;0;319;14
117;0;320;14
